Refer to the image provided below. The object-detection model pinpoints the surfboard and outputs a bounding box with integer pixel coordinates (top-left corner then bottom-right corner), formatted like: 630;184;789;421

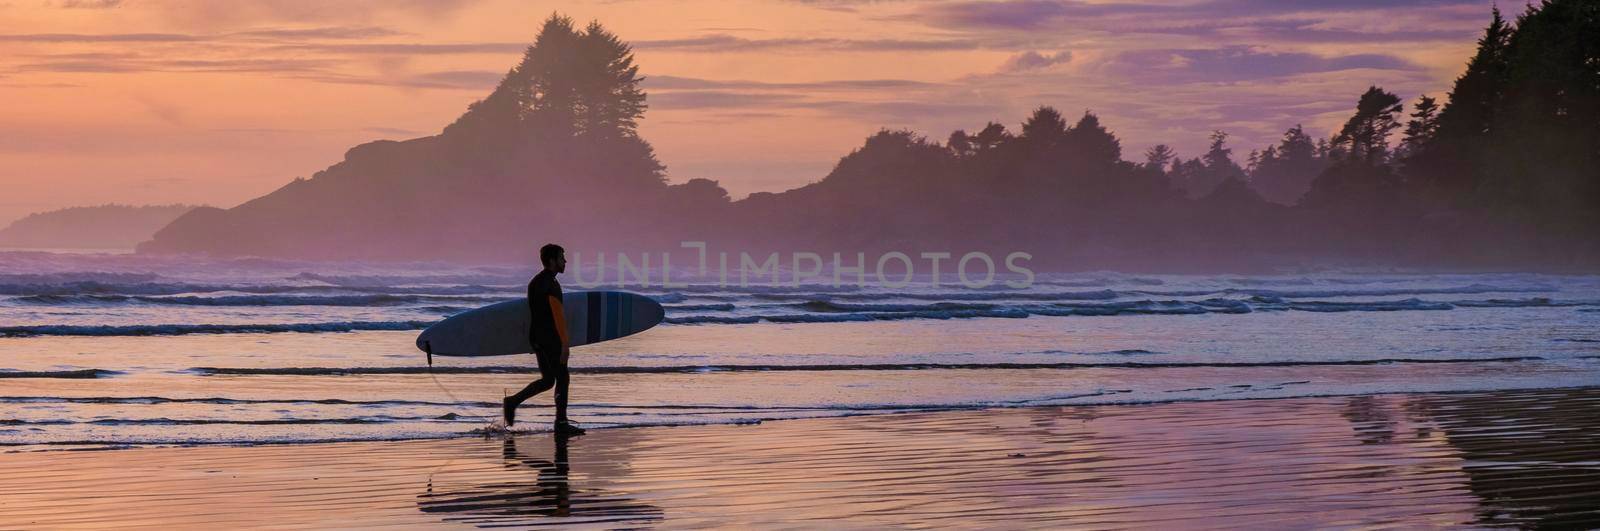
416;291;665;362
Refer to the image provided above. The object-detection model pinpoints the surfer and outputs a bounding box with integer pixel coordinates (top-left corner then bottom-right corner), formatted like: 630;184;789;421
503;243;586;435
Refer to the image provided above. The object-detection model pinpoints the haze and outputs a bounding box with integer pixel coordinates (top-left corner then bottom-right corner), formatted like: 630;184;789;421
0;0;1492;226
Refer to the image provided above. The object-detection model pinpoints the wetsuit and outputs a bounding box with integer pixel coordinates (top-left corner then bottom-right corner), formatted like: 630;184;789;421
510;269;570;423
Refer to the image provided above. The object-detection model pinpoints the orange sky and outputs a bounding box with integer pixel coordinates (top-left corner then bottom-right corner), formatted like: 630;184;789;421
0;0;1493;225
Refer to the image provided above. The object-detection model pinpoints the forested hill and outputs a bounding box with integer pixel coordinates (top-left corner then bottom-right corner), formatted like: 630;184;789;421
138;5;1599;271
1;204;197;250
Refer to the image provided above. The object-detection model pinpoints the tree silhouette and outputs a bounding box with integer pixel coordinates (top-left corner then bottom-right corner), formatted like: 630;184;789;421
1142;144;1176;172
1181;130;1247;198
1250;125;1328;205
1331;87;1403;165
1396;95;1440;165
1020;106;1069;147
1062;111;1122;165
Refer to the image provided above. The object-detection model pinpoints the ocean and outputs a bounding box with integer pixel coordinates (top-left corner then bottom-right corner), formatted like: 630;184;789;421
3;250;1598;451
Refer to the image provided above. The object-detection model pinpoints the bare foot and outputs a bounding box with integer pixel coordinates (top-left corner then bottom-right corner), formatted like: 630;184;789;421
502;396;517;426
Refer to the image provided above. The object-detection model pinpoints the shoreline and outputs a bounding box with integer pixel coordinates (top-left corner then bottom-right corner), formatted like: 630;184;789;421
6;383;1598;453
4;387;1597;528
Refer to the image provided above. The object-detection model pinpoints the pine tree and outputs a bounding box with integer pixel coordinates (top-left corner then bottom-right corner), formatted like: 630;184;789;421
573;20;647;139
1020;107;1069;147
1331;86;1403;165
1415;8;1512;201
1397;95;1440;164
1062;111;1122;165
1184;131;1247;197
1143;144;1176;173
1249;125;1327;205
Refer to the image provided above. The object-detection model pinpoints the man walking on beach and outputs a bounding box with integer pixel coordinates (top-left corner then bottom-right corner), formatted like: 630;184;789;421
503;243;586;435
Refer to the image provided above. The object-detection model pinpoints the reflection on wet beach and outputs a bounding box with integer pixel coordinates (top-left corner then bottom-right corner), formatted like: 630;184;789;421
1;388;1597;528
418;435;663;527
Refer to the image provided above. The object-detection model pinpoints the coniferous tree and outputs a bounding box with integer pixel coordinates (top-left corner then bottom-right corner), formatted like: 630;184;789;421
1143;144;1176;172
947;130;974;158
1021;107;1069;147
1183;131;1247;197
1331;87;1403;165
1413;9;1512;203
1396;95;1440;165
1062;111;1123;166
1249;125;1327;205
970;122;1011;154
573;20;647;139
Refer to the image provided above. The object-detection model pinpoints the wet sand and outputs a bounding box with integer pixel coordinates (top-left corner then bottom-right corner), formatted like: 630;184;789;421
3;387;1598;529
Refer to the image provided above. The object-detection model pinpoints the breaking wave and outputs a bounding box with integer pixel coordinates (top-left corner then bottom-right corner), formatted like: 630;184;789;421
189;357;1545;376
0;321;435;337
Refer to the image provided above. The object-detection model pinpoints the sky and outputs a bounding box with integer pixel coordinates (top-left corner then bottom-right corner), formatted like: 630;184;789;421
0;0;1496;226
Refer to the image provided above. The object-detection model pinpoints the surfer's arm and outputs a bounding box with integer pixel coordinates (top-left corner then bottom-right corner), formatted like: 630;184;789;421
548;295;570;358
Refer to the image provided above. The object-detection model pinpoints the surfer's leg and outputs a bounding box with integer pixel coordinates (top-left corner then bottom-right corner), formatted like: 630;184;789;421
503;376;553;426
552;366;569;424
504;353;559;426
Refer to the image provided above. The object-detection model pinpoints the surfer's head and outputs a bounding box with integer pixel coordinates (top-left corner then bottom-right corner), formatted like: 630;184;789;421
540;243;566;273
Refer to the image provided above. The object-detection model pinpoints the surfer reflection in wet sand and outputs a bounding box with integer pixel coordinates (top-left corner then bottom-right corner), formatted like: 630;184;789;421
503;243;586;435
417;435;663;524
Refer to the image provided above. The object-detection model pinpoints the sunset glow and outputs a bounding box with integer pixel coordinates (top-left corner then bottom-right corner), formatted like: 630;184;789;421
0;0;1492;225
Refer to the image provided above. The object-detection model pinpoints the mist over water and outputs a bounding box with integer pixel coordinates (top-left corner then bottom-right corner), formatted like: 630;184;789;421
2;251;1598;450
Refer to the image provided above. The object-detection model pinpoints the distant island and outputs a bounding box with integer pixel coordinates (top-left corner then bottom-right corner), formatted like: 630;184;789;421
2;204;199;250
139;5;1598;271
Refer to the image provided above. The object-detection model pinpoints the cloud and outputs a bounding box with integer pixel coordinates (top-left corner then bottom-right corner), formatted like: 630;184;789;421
133;95;186;126
408;69;501;88
18;57;336;74
58;0;121;8
798;99;1006;124
998;50;1071;72
1099;46;1419;84
920;1;1163;31
648;91;806;110
914;0;1490;44
0;26;411;44
1125;17;1477;44
643;75;940;91
266;42;526;55
139;0;483;28
280;69;507;90
634;34;982;53
230;26;407;40
0;33;200;43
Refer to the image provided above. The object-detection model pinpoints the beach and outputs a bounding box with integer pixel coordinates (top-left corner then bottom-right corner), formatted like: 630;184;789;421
4;387;1597;528
4;255;1599;527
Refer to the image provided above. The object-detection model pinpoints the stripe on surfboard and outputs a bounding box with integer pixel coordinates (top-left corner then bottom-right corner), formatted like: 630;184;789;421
587;291;602;345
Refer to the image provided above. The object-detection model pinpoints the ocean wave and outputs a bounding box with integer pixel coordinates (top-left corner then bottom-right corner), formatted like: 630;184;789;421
3;418;393;426
793;300;999;313
1139;284;1553;299
189;357;1545;376
287;271;523;287
668;309;1032;324
1451;297;1600;308
0;281;514;297
12;293;501;307
662;303;736;311
806;289;1123;302
1276;298;1454;312
0;395;490;407
0;272;160;284
0;369;117;379
0;395;862;412
0;321;435;337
